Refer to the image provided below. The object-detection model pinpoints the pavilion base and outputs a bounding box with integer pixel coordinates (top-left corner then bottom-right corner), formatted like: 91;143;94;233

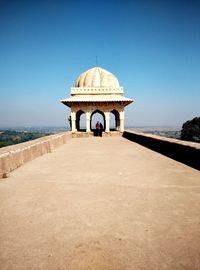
72;131;123;138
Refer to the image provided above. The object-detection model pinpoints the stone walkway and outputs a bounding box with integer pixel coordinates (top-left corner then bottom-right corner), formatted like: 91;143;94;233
0;137;200;270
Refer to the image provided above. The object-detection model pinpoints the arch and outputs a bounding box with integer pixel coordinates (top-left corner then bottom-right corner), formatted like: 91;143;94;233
110;112;116;130
90;109;105;131
76;110;86;131
110;109;120;131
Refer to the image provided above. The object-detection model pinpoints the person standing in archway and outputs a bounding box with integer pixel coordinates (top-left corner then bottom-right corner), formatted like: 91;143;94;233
68;116;72;130
96;121;100;136
100;122;103;137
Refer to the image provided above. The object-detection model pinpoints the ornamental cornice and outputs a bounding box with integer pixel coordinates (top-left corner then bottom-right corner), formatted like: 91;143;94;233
71;103;125;114
70;87;124;95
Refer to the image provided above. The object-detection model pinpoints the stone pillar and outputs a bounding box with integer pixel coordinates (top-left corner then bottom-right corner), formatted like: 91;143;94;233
119;111;125;132
105;112;110;133
71;111;77;132
86;111;91;133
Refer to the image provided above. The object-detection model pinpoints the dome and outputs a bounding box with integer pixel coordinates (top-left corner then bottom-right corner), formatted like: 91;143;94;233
75;67;120;88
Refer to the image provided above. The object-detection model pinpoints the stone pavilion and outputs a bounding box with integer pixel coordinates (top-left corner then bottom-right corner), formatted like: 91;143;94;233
61;67;133;135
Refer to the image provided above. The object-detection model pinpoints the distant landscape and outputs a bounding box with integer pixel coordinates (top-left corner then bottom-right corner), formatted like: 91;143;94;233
0;126;181;148
127;126;181;139
0;130;50;148
0;126;71;148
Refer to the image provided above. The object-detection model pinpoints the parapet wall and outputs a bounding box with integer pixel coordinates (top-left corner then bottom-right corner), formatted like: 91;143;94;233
0;132;72;178
123;130;200;170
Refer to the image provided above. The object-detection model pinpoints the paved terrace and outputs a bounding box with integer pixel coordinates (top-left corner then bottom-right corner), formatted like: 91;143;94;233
0;137;200;270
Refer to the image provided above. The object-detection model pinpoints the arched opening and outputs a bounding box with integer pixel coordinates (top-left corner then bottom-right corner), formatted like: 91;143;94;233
110;109;120;131
76;110;86;131
110;112;116;130
90;110;105;132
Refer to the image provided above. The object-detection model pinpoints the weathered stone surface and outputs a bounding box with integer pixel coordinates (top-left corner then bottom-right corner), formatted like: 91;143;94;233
0;137;200;270
124;130;200;149
123;130;200;170
0;132;71;178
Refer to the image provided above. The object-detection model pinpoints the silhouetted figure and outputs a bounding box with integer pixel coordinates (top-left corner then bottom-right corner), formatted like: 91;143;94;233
96;121;100;136
68;116;72;130
100;122;103;137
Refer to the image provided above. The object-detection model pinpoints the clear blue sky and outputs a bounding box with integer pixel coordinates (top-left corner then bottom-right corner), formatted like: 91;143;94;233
0;0;200;127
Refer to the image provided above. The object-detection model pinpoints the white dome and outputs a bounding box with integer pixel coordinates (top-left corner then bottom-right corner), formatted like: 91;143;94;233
75;67;120;88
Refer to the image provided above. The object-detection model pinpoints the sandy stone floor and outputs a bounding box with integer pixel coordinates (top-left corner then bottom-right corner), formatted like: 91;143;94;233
0;137;200;270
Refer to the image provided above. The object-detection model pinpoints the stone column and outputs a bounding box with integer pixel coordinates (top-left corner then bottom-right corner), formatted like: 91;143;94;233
86;111;91;133
105;112;110;133
119;111;125;132
71;111;77;132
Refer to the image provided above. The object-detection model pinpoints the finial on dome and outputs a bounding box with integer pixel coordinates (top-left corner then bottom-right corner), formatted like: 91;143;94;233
96;56;98;67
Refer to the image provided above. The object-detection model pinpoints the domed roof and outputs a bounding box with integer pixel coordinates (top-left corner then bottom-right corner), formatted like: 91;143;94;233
75;67;120;88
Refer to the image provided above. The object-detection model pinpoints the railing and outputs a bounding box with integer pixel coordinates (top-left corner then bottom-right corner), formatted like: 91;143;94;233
1;130;199;179
0;132;72;179
123;130;200;170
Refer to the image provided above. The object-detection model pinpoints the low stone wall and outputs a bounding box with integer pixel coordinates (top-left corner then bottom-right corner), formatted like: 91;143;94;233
0;132;72;178
123;130;200;170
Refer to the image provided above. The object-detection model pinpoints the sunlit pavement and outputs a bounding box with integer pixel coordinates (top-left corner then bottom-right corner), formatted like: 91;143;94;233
0;137;200;270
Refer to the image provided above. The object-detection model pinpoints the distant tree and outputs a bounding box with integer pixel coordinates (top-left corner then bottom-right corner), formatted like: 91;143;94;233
0;130;50;148
181;117;200;143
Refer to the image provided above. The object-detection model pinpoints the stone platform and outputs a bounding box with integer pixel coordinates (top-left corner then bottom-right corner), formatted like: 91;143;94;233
72;131;122;138
0;137;200;270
